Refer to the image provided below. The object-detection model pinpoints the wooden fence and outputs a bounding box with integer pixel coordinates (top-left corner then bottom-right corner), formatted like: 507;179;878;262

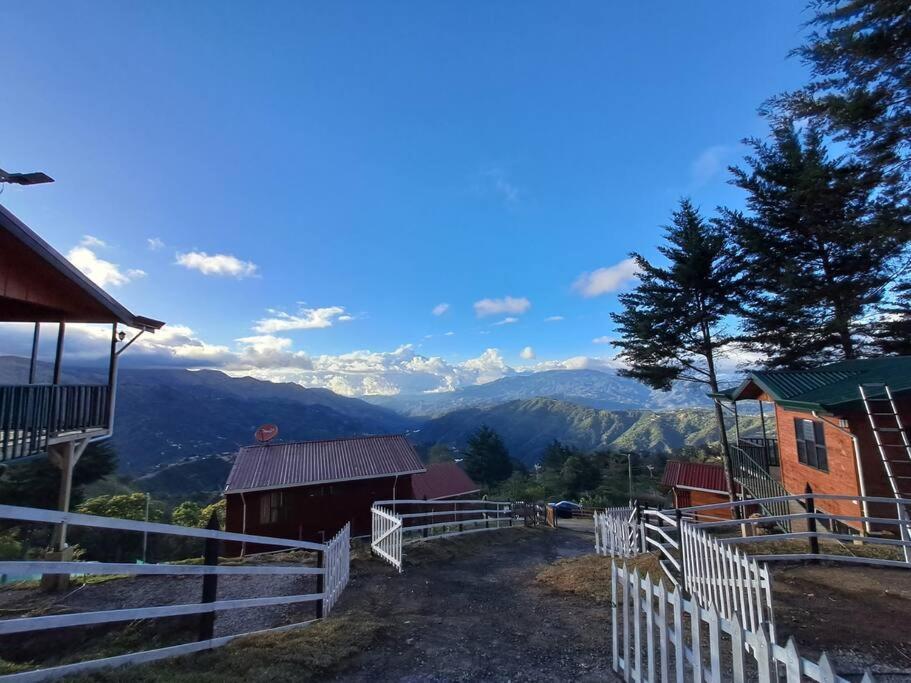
0;503;351;682
611;562;875;683
370;499;515;572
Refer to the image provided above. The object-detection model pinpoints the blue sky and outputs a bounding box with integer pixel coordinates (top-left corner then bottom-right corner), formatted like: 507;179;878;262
0;2;808;395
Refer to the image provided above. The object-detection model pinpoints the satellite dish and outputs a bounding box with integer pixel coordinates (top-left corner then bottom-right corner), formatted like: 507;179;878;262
255;423;279;443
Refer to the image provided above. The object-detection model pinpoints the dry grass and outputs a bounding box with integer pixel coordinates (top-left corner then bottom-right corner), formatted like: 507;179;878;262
63;615;385;682
739;537;904;562
534;552;665;604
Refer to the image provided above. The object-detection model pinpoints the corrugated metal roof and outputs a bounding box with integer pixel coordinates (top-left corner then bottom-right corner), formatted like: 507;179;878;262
411;462;480;500
225;434;425;493
660;460;730;494
726;357;911;413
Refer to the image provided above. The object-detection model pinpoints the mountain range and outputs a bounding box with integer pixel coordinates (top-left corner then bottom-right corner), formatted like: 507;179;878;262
0;358;743;481
365;369;715;416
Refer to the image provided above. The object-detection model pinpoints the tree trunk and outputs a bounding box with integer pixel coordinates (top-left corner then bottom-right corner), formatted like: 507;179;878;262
701;322;738;509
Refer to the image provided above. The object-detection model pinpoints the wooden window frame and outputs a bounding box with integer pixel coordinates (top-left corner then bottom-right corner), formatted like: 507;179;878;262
794;418;828;472
259;491;285;525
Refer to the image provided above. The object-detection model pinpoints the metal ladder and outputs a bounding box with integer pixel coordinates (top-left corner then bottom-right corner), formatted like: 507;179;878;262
859;383;911;562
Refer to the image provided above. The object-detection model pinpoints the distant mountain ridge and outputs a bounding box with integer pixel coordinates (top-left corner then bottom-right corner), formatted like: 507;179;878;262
366;369;715;417
417;396;760;466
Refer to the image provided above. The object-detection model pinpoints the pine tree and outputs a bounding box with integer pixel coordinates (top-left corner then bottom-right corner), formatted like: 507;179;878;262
611;199;742;502
765;0;911;202
722;123;908;368
462;425;513;488
872;281;911;355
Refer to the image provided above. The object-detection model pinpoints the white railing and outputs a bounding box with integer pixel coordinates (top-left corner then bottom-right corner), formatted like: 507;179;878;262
371;504;403;571
0;504;351;682
680;522;773;639
594;507;638;558
370;499;515;571
611;562;875;683
680;492;911;568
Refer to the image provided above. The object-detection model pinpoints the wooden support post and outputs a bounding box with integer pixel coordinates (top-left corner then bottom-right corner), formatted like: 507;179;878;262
198;512;220;641
28;323;40;384
422;496;429;538
635;504;644;554
52;322;66;385
805;484;819;559
315;548;326;619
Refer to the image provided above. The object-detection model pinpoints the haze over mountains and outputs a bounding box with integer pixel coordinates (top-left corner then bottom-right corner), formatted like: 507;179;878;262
1;357;738;478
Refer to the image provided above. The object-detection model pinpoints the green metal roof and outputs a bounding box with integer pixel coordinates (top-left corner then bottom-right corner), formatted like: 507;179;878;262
721;356;911;414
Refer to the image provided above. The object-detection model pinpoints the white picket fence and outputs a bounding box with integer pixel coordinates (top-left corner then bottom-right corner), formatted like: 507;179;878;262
370;499;514;572
680;522;774;638
594;507;638;558
323;522;351;614
371;504;404;571
0;504;352;682
611;562;875;683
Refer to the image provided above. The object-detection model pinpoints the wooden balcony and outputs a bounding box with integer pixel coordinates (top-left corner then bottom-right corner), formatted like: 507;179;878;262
737;436;778;469
0;384;110;461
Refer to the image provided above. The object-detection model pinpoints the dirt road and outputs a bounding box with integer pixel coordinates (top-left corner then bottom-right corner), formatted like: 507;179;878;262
333;526;617;682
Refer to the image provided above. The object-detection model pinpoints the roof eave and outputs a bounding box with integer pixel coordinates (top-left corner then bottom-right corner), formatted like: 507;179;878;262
0;203;164;332
224;467;427;495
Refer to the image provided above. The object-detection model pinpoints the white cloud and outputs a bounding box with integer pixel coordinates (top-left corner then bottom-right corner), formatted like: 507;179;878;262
573;258;640;298
520;346;535;360
474;296;531;318
493;317;519;326
432;303;450;316
480;167;520;205
529;355;626;373
80;235;107;248
175;251;258;278
67;246;146;288
147;237;165;251
253;306;350;334
444;331;455;336
544;315;564;322
592;336;613;345
690;145;731;188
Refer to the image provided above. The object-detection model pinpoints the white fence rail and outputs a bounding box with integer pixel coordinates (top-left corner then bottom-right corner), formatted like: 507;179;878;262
0;504;351;682
371;504;403;571
680;522;773;638
680;492;911;569
594;507;638;558
611;562;875;683
370;499;515;571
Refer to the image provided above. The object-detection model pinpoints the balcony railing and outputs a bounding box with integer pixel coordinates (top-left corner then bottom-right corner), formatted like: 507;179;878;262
0;384;110;461
738;436;779;469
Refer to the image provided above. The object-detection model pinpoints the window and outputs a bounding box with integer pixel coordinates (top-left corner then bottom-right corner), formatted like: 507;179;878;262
794;418;828;471
259;491;284;524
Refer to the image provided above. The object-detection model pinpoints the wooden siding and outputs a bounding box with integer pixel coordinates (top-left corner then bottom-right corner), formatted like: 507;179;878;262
226;475;415;551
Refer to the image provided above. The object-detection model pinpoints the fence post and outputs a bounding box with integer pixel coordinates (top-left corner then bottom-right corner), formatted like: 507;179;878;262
675;509;686;590
635;504;645;554
423;496;429;538
198;512;220;641
805;484;819;560
316;546;326;618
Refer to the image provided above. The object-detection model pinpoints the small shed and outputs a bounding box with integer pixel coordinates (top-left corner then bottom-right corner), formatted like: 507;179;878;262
660;461;746;521
223;434;425;545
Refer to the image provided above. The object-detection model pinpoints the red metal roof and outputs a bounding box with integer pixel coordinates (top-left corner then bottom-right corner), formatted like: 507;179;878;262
411;462;480;501
660;460;731;494
224;434;425;493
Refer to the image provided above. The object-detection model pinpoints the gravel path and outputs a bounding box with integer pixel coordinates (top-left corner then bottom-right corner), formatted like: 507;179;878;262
330;526;619;682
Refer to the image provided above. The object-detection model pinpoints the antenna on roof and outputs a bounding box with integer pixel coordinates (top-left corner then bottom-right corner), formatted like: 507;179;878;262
255;423;279;443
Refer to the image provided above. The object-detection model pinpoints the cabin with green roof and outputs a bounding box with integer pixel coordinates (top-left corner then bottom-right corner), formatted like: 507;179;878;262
713;356;911;533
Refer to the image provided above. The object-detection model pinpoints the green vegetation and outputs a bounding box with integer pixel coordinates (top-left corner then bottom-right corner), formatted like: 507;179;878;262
462;425;513;488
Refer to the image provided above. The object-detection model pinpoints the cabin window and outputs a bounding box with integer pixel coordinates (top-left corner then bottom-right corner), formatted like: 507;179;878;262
259;492;284;524
794;418;828;471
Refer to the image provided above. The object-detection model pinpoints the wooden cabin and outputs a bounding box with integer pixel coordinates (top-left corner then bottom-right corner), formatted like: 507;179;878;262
714;357;911;532
0;202;164;553
660;460;738;521
224;434;426;547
